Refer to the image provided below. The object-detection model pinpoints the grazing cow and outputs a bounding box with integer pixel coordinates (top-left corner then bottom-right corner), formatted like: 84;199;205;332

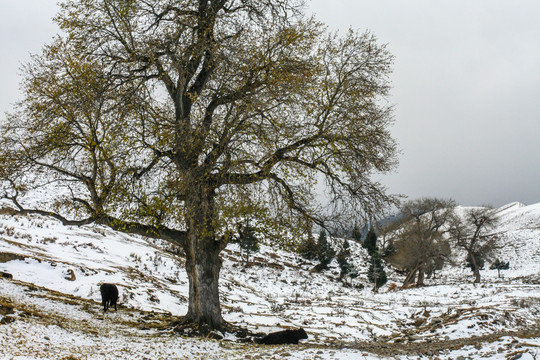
257;328;308;345
99;283;118;312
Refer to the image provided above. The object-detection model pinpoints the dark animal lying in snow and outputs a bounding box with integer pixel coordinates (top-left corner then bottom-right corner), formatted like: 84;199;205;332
99;283;118;312
0;271;12;279
257;328;308;345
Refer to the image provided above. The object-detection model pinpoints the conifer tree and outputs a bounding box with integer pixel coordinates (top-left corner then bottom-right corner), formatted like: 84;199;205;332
316;230;335;271
299;236;318;261
363;228;378;256
239;223;259;263
337;240;355;279
299;220;318;260
352;225;363;243
368;252;387;292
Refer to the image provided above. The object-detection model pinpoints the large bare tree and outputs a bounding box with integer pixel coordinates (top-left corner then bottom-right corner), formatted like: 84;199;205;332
0;0;398;331
388;198;455;287
448;207;499;283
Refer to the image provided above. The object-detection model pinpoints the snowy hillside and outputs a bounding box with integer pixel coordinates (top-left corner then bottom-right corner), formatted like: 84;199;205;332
0;202;539;359
451;202;540;280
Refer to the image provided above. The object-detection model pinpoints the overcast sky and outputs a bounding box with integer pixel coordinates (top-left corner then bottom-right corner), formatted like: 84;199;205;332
1;1;539;207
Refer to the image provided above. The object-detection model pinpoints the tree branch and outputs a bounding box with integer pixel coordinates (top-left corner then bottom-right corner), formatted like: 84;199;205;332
214;131;322;186
1;184;186;247
268;173;327;230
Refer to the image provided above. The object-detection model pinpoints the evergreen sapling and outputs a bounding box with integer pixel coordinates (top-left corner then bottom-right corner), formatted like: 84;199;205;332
315;230;335;271
363;228;378;256
299;225;318;261
337;240;357;281
368;252;387;292
239;223;259;264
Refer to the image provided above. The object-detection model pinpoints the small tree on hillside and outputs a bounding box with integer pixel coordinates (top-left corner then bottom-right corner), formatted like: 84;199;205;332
352;225;363;243
368;252;387;292
337;239;356;280
363;228;378;256
490;258;510;278
390;220;451;287
238;223;259;264
299;235;318;261
299;220;318;261
315;230;335;271
449;207;499;283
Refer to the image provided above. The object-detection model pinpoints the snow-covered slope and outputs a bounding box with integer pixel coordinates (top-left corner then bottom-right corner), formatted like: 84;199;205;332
451;202;540;279
494;202;540;274
0;202;539;359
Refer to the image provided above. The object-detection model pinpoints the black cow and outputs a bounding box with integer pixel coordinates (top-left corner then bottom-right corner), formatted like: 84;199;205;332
99;283;118;312
257;328;308;345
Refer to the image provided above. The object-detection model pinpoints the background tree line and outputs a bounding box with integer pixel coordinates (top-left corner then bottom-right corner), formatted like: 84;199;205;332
378;197;504;287
296;197;507;290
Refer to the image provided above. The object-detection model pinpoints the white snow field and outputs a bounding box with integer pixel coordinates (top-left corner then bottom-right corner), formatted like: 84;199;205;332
0;202;539;359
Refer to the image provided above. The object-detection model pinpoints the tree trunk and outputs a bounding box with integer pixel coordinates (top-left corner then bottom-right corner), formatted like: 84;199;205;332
402;265;419;288
473;267;481;284
184;232;224;331
469;251;481;284
183;184;225;331
417;268;425;287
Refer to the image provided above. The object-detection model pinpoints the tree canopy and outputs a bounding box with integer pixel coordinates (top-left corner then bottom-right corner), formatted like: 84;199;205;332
0;0;398;331
388;198;455;287
449;207;499;283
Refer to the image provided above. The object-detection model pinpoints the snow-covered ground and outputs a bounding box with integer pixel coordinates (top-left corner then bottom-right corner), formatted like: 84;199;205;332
0;202;539;359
